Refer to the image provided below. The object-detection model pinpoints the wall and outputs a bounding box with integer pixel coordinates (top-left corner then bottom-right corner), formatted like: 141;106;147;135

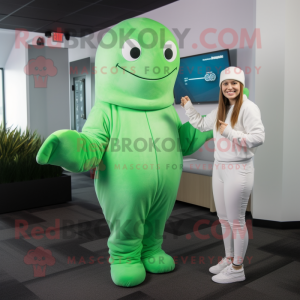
4;0;257;132
68;29;109;64
69;57;92;130
137;0;257;121
254;0;300;222
4;31;69;133
4;31;28;131
282;0;300;221
0;29;16;68
68;29;109;108
27;46;70;140
68;0;257;121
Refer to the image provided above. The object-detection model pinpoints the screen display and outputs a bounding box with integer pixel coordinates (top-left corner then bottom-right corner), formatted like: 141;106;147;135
174;49;231;104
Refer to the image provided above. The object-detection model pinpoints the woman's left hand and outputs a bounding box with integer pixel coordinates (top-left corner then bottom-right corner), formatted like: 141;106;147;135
219;120;228;134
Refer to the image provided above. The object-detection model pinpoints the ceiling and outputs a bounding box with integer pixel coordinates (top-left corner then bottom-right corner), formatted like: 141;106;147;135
0;0;178;38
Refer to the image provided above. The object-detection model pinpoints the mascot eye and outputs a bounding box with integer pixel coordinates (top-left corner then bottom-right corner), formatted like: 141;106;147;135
35;67;38;70
163;40;177;62
122;39;141;61
43;67;47;71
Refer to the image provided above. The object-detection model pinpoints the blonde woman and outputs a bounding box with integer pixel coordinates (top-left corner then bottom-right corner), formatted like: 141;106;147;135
181;67;265;283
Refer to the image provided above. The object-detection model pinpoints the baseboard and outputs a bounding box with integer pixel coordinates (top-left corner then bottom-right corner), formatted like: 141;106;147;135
252;218;300;229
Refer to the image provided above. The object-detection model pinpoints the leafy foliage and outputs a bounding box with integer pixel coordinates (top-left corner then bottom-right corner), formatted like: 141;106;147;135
0;124;62;184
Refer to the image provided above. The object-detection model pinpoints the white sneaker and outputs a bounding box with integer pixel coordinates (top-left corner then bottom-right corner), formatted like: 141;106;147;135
209;257;232;274
211;263;246;284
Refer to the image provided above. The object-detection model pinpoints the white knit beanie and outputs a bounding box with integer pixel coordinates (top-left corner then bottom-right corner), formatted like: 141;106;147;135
219;67;245;87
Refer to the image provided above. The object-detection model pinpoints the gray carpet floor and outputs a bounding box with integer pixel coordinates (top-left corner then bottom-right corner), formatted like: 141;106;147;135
0;171;299;300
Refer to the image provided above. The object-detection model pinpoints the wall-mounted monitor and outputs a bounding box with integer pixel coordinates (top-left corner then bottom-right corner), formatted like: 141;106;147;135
174;49;231;104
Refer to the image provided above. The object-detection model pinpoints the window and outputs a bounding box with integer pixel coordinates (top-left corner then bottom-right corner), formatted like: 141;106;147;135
0;68;5;127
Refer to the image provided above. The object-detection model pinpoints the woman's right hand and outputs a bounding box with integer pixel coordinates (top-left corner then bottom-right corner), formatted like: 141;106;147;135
181;96;191;107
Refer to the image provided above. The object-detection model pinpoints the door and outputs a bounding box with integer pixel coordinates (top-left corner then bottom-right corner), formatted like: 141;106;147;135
73;76;86;132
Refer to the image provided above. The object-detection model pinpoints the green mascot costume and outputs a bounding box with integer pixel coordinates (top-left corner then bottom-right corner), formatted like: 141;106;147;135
36;18;214;287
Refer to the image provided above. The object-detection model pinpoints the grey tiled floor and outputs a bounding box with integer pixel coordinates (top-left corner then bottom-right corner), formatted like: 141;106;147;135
0;171;299;300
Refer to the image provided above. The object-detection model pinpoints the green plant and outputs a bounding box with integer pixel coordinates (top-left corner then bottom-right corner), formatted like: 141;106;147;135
0;123;63;184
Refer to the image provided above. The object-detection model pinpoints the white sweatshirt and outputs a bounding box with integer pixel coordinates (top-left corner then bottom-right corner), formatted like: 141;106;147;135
183;94;265;162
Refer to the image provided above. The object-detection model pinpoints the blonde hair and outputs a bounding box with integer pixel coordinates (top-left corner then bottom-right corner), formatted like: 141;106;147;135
215;82;244;132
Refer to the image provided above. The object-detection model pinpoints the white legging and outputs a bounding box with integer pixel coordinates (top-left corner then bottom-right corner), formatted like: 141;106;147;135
212;158;254;265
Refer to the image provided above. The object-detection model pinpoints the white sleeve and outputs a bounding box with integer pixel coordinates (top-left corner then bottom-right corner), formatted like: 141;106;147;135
221;103;265;148
183;100;217;132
